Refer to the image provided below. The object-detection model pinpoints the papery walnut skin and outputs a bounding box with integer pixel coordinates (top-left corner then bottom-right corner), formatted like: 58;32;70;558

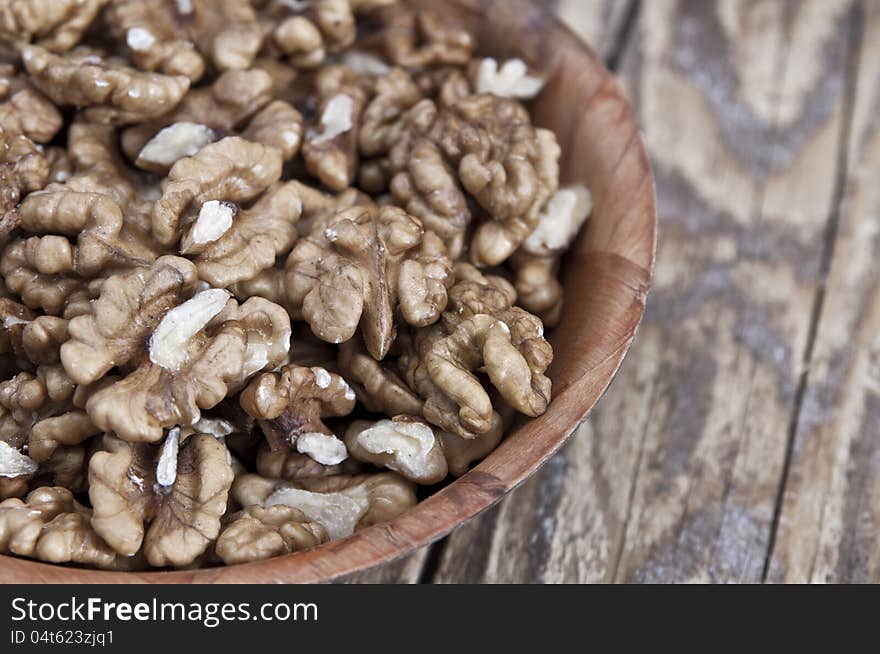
0;0;108;52
0;486;119;568
152;136;282;248
216;504;327;564
60;256;199;386
22;45;190;125
89;433;233;567
285;204;452;359
240;364;355;451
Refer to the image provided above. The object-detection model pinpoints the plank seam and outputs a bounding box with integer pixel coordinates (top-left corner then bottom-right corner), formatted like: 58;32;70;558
760;0;866;583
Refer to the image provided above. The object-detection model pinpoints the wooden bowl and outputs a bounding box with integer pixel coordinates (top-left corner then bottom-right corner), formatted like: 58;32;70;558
0;0;656;583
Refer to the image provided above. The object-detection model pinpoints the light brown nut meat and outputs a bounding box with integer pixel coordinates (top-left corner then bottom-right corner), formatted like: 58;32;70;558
215;504;327;565
437;412;504;477
32;443;88;493
359;68;423;157
179;181;302;288
60;256;199;386
0;86;64;144
337;336;422;416
377;5;474;69
0;440;37;497
431;94;560;266
268;0;391;69
88;431;233;567
106;0;205;80
241;100;303;161
400;271;552;438
152;136;282;247
123;68;276;164
0;239;87;316
255;441;353;483
345;417;447;485
0;127;48;240
17;190;156;276
302;86;364;191
285;204;452;359
107;0;262;74
0;486;119;568
0;0;107;52
0;298;69;367
512;185;592;326
0;366;76;450
232;471;416;540
86;291;291;442
22;45;190;125
240;364;355;454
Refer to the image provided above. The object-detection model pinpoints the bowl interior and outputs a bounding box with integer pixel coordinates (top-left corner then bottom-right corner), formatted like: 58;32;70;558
0;0;656;583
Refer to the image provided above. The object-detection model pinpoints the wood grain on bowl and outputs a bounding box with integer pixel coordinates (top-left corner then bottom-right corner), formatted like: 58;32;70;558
0;0;656;583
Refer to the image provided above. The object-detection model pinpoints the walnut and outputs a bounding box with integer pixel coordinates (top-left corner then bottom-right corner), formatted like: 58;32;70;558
231;471;416;540
472;58;545;99
338;336;422;416
107;0;262;74
16;189;156;277
359;67;423;157
0;239;88;316
0;366;76;450
0;298;68;367
22;45;190;125
85;289;291;442
32;442;88;492
0;0;107;52
512;185;591;326
400;272;552;438
126;70;303;167
255;441;353;483
377;5;474;69
0;486;120;568
179;180;303;288
215;504;326;564
434;94;560;266
88;430;233;566
302;83;364;191
285;204;452;358
152;136;283;248
268;0;393;69
0;440;37;492
0;125;49;240
437;412;504;477
240;364;355;455
60;256;200;386
345;417;446;484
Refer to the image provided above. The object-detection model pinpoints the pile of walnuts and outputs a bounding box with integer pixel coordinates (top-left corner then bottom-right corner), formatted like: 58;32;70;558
0;0;591;570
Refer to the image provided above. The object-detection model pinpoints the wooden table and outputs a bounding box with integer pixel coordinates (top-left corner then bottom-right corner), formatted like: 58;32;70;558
343;0;880;584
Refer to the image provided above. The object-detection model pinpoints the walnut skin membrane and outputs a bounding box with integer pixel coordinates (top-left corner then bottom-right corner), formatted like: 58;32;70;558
0;0;593;571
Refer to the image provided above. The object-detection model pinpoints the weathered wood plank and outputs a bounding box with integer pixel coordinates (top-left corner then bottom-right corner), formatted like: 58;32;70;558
766;0;880;584
555;0;637;61
434;0;857;584
343;0;638;584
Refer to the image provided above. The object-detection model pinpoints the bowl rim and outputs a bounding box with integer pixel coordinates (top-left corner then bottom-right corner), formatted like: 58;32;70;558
0;1;657;584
